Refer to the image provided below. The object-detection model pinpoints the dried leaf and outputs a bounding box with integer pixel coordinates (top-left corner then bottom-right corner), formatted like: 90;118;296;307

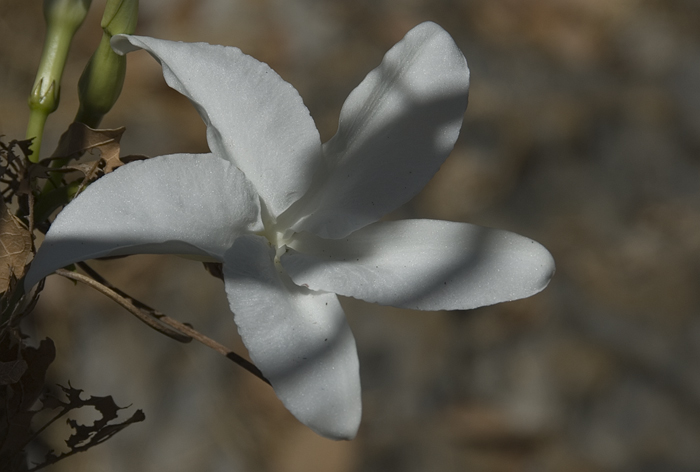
29;162;98;180
0;139;31;168
50;122;126;173
203;262;224;280
0;336;55;468
0;359;28;385
1;138;33;200
65;163;101;177
0;200;32;293
15;140;33;162
32;384;145;470
120;154;150;164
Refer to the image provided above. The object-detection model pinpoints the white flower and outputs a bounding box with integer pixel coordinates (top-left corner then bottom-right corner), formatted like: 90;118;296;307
25;22;555;440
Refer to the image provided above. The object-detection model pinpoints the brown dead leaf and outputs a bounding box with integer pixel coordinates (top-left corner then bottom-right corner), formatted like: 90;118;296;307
51;122;126;173
0;200;31;293
0;359;28;385
1;138;33;199
0;335;55;468
67;161;103;192
121;154;150;164
34;384;145;470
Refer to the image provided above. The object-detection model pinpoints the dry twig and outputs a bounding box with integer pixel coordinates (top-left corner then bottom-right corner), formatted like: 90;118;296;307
55;265;269;385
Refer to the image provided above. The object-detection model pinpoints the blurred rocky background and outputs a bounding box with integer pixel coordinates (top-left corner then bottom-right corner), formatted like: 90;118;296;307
3;0;700;471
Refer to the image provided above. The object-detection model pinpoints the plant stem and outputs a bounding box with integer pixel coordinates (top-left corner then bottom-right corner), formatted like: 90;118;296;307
56;266;270;385
26;0;92;161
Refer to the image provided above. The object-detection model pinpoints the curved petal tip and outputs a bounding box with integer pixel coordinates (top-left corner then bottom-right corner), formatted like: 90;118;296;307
223;235;361;440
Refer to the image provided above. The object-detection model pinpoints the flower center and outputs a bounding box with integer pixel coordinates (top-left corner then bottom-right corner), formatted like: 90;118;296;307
258;222;295;261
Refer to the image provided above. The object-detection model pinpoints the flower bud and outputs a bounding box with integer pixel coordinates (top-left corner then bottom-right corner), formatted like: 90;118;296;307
30;0;92;114
75;0;138;127
26;0;92;160
101;0;138;37
43;0;92;30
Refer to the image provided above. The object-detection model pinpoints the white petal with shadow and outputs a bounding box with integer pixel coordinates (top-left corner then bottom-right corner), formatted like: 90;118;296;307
284;22;470;239
25;153;262;289
112;35;323;218
282;220;555;310
223;234;361;440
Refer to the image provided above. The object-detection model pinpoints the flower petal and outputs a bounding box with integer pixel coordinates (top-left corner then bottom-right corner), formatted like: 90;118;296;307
25;154;262;289
112;35;323;218
223;234;361;440
281;220;555;311
283;22;470;238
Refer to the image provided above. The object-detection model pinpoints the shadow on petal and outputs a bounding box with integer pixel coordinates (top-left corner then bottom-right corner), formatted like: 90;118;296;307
282;220;555;311
223;235;362;440
283;35;470;239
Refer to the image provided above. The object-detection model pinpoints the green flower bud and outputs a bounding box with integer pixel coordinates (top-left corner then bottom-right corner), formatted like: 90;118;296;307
101;0;138;37
43;0;92;30
26;0;92;161
75;0;138;128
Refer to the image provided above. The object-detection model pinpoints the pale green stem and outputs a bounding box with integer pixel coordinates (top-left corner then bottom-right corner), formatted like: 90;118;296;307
26;0;92;162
